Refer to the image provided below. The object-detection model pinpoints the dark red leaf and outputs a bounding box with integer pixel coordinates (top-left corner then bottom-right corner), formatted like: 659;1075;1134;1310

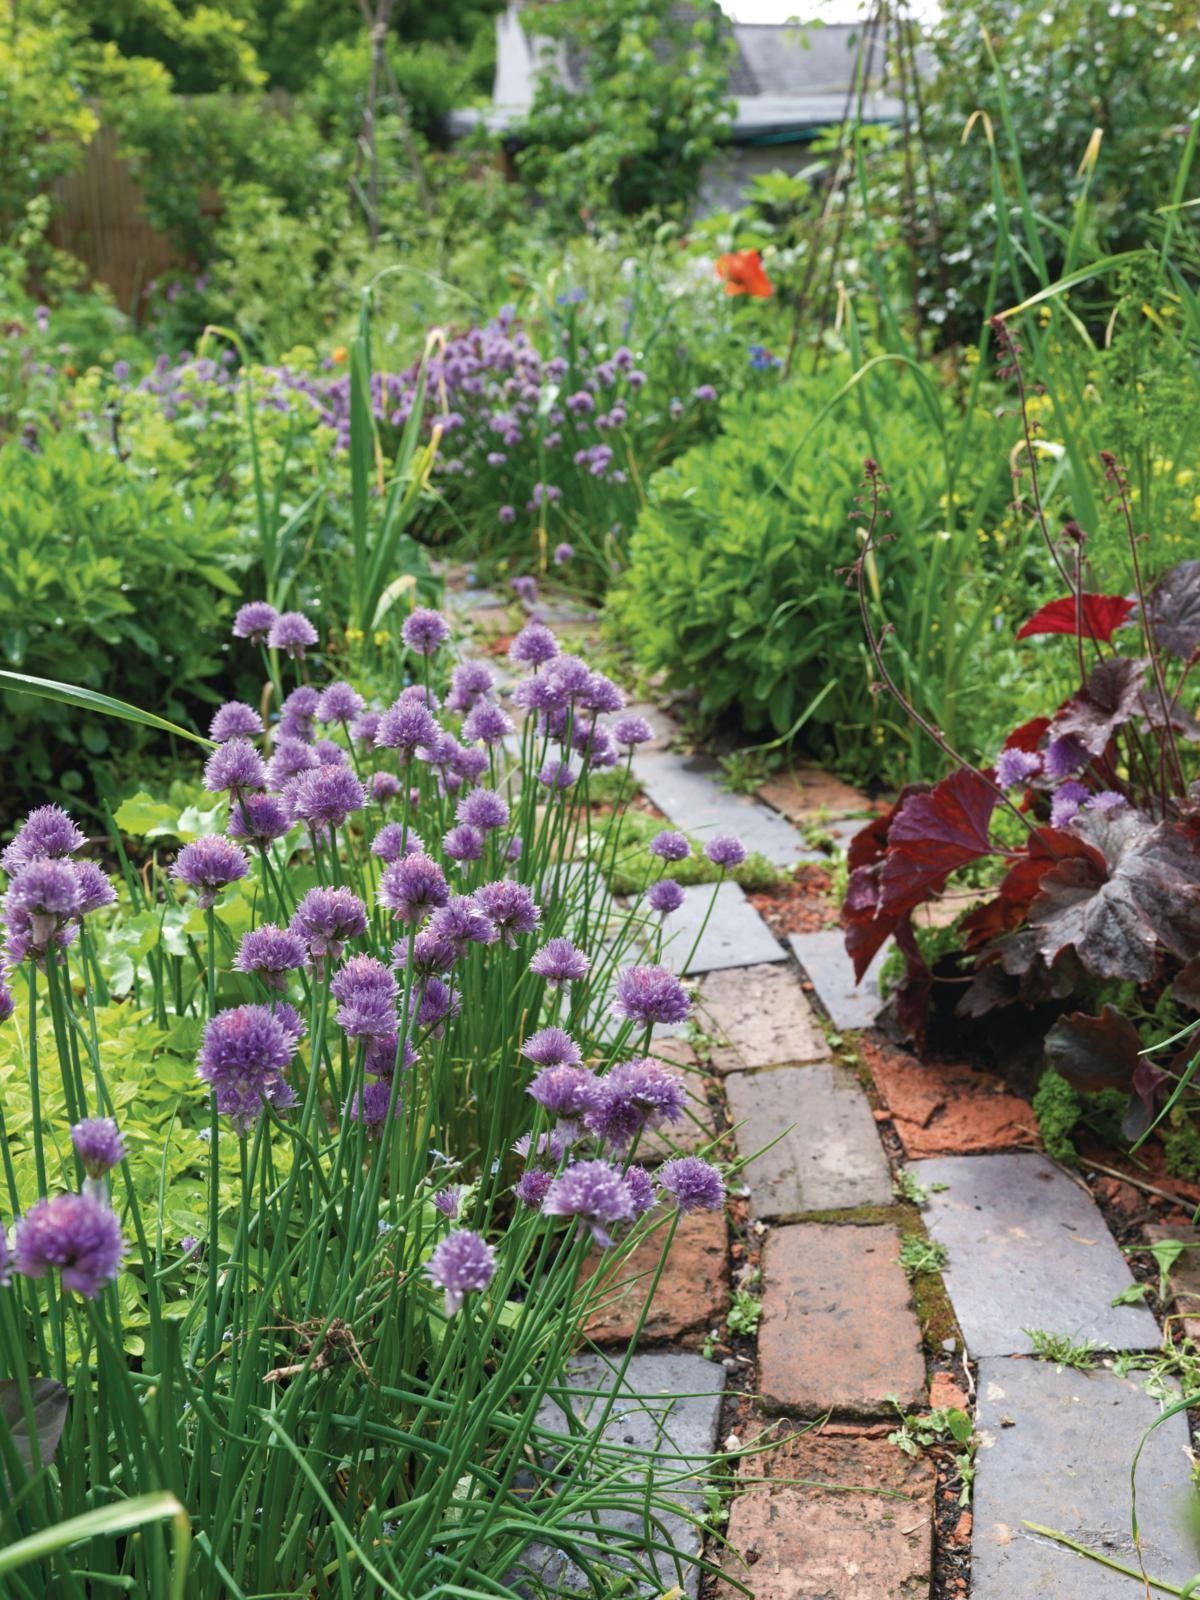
1172;957;1200;1011
1003;716;1052;754
844;907;900;983
1044;1004;1141;1092
1017;593;1135;642
1051;656;1148;757
877;768;999;917
1148;560;1200;661
846;785;929;873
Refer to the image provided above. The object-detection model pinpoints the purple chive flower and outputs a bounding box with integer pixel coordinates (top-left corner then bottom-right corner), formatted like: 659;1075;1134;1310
553;542;574;565
473;881;540;945
506;837;523;862
277;685;320;741
266;740;320;795
693;384;717;402
432;1186;461;1219
378;854;449;923
529;937;589;987
364;1032;417;1079
509;622;559;667
657;1156;725;1213
73;862;116;916
337;987;398;1040
289;766;366;830
375;699;440;760
171;837;250;909
612;966;691;1027
1051;781;1091;828
316;682;364;725
1088;789;1128;812
625;1166;656;1217
401;608;451;656
498;505;516;525
0;976;13;1023
542;1160;635;1247
369;772;402;805
3;860;83;965
649;831;690;862
209;702;263;742
203;739;267;796
14;1192;124;1299
445;661;496;712
197;1003;297;1130
451;744;489;785
456;790;509;832
417;975;459;1032
995;746;1042;788
515;1169;555;1209
581;673;625;715
586;1058;687;1149
426;1229;496;1315
1044;734;1089;779
521;1027;583;1070
228;792;292;845
332;954;398;1006
233;602;278;645
2;805;86;875
290;887;368;961
538;759;577;791
314;740;349;768
646;878;685;915
613;715;654;747
234;924;307;990
345;1080;401;1134
511;576;539;605
527;1065;598;1122
371;823;424;863
350;709;383;746
70;1118;127;1178
443;824;484;863
425;896;497;954
463;701;514;745
706;835;747;869
512;1129;570;1165
267;611;319;659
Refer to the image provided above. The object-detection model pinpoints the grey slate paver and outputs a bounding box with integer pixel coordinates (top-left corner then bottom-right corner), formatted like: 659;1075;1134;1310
446;584;507;611
787;928;892;1031
659;881;784;975
632;750;818;869
698;962;827;1071
514;1353;726;1599
912;1153;1163;1357
726;1063;893;1217
972;1356;1200;1597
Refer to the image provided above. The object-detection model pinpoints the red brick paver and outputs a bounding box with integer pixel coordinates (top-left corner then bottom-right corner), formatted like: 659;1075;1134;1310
699;963;828;1074
584;1208;729;1347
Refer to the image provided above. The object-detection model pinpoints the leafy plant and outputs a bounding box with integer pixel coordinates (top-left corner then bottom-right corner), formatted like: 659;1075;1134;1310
898;1235;948;1278
726;1285;762;1338
1024;1328;1100;1371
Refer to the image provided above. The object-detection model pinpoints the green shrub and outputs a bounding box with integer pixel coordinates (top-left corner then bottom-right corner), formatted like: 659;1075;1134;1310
0;432;240;814
610;366;1028;789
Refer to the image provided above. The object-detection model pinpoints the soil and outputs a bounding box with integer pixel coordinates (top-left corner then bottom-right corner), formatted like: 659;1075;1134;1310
746;864;836;937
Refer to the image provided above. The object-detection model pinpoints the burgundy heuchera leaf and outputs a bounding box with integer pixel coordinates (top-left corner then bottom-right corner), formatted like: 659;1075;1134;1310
1051;656;1148;757
1017;593;1135;643
1148;560;1200;661
1043;1004;1142;1092
877;768;999;916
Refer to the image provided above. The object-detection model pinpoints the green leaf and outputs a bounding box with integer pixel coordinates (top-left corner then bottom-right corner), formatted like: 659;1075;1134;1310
0;671;213;748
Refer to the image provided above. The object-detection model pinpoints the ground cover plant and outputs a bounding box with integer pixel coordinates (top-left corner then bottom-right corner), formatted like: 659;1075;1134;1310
0;600;737;1596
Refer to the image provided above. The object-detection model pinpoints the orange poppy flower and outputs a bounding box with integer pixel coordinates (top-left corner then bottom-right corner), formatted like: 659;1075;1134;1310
714;250;773;298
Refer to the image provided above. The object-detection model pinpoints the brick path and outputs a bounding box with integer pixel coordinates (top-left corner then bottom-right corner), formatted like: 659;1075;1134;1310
450;577;1200;1600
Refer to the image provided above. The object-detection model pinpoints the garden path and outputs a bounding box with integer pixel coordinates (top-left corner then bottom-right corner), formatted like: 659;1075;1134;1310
453;578;1200;1600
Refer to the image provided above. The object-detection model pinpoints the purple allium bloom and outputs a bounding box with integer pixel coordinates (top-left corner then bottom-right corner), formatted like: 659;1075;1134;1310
73;862;116;916
582;728;618;771
511;576;539;606
235;924;307;990
425;896;497;954
337;988;398;1040
314;739;349;768
1088;789;1128;812
462;701;513;745
613;715;654;747
657;1156;725;1213
403;927;458;976
542;1160;635;1248
612;966;691;1027
451;743;489;785
554;542;574;565
693;384;717;402
289;766;366;830
1051;781;1091;828
527;1064;598;1121
402;608;451;656
332;953;398;1006
233;601;278;645
510;623;559;667
203;738;267;796
317;682;364;725
586;1058;687;1150
350;709;383;746
371;823;424;863
456;789;509;832
378;854;449;924
0;976;13;1023
2;805;86;875
669;397;684;420
265;737;320;791
445;661;496;712
995;747;1042;788
521;1027;583;1070
432;1186;461;1219
71;1117;127;1178
443;824;484;863
171;837;249;909
538;759;577;791
625;1166;656;1217
370;771;402;805
649;831;689;862
507;837;523;862
646;878;685;915
290;887;368;961
426;1229;496;1315
417;975;459;1032
529;937;589;987
14;1192;124;1299
345;1080;401;1134
1044;734;1089;779
198;1003;297;1130
3;859;83;962
706;835;747;869
515;1169;555;1209
474;880;540;946
486;450;507;467
228;792;292;845
512;1129;570;1165
209;702;262;742
277;685;320;741
364;1032;417;1079
267;611;319;659
271;1001;307;1053
581;673;625;715
565;390;594;415
376;699;439;760
498;505;516;525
